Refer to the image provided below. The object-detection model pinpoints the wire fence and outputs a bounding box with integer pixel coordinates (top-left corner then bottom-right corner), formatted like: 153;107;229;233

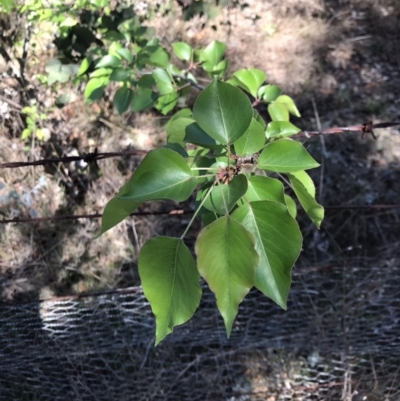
1;258;399;400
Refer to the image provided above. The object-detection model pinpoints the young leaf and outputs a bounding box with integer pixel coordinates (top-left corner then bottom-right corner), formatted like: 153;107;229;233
234;118;265;156
265;121;301;139
284;194;297;218
119;148;196;202
288;172;324;228
116;48;133;63
195;216;258;337
172;42;192;61
258;84;282;102
98;183;140;236
276;95;301;117
96;55;121;68
152;68;175;95
113;86;134;114
200;40;226;67
156;92;179;115
139;237;201;345
193;80;252;145
84;77;108;101
232;201;302;309
258;139;320;172
268;102;289;121
203;175;248;215
232;68;266;98
245;176;285;204
166;117;194;145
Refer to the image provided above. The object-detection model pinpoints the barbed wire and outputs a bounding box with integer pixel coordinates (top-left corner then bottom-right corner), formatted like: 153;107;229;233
1;121;399;169
0;204;399;225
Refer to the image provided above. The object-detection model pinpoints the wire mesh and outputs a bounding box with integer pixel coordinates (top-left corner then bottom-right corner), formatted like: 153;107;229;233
1;259;399;400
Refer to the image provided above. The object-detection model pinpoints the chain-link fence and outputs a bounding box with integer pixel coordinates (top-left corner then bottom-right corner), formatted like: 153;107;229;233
1;257;399;400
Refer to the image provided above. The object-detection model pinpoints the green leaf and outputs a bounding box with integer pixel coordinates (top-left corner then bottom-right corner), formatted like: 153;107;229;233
90;68;113;78
131;88;157;112
195;216;258;337
21;128;31;139
284;194;297;219
148;46;170;68
203;175;248;215
258;139;320;172
276;95;301;117
113;86;134;114
156;92;179;115
232;201;302;309
200;40;226;67
268;102;289;121
234;117;265;156
265;121;301;139
98;183;140;236
139;237;201;345
116;48;133;63
120;148;196;202
166;117;194;145
109;68;130;82
290;170;315;197
253;109;266;129
245;176;285;204
288;172;324;228
172;42;192;61
96;55;121;68
152;68;175;95
258;84;282;102
193;80;252;145
84;77;108;101
184;122;218;149
232;68;266;98
77;57;91;76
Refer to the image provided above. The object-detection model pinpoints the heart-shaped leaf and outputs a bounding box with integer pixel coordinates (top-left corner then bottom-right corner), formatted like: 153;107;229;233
200;40;226;67
234;117;266;156
139;236;201;345
232;201;302;309
193;80;252;145
258;84;282;102
203;174;248;215
258;139;320;172
288;172;324;228
120;148;196;202
195;216;258;337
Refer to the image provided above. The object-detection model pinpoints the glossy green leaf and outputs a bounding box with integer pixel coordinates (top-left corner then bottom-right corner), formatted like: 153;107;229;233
284;194;297;219
113;86;134;114
139;236;201;345
268;102;289;121
109;68;130;82
195;216;258;337
253;109;266;129
193;80;252;145
265;121;301;139
131;88;157;112
116;48;133;63
234;117;265;156
203;175;248;215
120;148;196;202
166;117;194;145
276;95;301;117
148;46;170;68
232;68;265;98
90;68;113;78
98;183;140;235
152;68;175;95
84;77;107;101
200;40;226;67
96;54;121;68
290;170;315;197
172;42;192;61
258;84;282;102
232;201;302;309
184;122;219;149
258;139;320;172
156;92;179;115
245;176;285;204
288;172;324;228
77;57;91;76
